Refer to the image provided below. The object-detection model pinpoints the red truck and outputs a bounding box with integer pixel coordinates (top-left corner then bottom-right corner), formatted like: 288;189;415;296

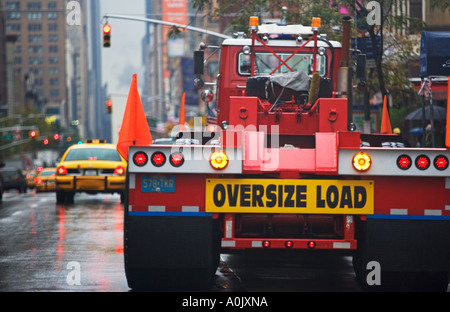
123;17;450;291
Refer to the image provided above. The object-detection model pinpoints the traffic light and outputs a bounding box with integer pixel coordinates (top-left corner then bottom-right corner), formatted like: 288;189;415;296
103;24;111;47
29;130;39;140
106;98;113;114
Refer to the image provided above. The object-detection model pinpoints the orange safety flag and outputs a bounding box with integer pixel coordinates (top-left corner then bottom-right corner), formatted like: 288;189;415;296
380;95;393;134
117;74;153;161
446;77;450;148
179;92;186;132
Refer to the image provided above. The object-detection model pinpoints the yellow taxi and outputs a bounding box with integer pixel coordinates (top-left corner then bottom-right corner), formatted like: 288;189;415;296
35;168;56;192
55;140;127;204
23;170;37;189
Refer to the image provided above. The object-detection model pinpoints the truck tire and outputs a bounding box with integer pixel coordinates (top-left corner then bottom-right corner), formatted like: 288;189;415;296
124;213;220;291
353;218;450;291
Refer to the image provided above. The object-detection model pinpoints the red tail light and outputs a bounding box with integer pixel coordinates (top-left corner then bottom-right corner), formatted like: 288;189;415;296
434;155;449;170
151;152;166;167
36;178;43;185
133;152;148;167
415;155;430;170
307;241;316;249
169;152;184;167
397;154;412;170
285;240;294;248
114;166;125;175
263;240;271;248
57;166;68;175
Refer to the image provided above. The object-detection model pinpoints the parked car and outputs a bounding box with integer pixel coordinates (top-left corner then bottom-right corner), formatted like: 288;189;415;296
0;167;27;193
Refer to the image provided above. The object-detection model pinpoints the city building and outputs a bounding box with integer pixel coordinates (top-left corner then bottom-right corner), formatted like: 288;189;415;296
1;0;68;124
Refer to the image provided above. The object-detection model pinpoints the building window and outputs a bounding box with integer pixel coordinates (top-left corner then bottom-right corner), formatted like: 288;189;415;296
50;78;59;86
49;56;59;64
6;12;21;20
28;57;43;65
5;2;21;10
50;89;60;97
28;45;43;53
49;45;58;53
14;56;22;65
6;24;21;32
49;67;59;75
28;35;43;43
27;12;42;20
48;1;57;9
48;23;58;31
28;24;42;31
29;68;43;76
47;12;58;20
48;35;58;42
27;2;42;10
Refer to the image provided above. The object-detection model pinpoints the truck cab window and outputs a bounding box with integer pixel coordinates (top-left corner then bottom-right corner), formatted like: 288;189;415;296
238;52;326;76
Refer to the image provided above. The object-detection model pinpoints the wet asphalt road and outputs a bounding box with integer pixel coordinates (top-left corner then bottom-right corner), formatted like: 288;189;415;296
0;189;366;293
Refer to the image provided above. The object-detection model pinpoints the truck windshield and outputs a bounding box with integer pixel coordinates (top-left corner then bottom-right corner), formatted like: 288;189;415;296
238;52;326;76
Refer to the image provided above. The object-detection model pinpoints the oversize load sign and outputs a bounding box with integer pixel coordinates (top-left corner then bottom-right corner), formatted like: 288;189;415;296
206;179;374;214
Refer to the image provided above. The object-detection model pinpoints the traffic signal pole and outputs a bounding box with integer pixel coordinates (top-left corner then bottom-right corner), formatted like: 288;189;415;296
102;14;231;40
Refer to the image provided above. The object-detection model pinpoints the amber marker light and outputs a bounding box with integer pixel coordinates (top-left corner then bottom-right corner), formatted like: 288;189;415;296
353;152;371;171
312;17;321;28
210;151;228;170
249;16;259;27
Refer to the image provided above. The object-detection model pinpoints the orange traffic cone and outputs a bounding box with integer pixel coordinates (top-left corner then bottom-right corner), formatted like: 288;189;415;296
179;92;186;132
117;74;153;161
380;95;392;134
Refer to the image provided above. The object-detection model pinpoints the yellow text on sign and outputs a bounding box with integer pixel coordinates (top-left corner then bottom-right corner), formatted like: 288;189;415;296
205;179;374;214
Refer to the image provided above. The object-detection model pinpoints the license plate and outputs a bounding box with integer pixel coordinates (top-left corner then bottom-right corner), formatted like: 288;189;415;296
206;178;374;214
84;169;97;176
141;175;175;193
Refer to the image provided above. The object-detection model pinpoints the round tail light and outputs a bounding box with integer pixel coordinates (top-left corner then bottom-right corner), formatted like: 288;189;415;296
397;154;412;170
434;155;449;170
133;152;148;167
151;152;166;167
415;155;430;170
169;152;184;167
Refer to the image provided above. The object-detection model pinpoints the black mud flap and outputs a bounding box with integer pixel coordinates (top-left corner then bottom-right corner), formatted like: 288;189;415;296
124;214;220;291
353;218;450;291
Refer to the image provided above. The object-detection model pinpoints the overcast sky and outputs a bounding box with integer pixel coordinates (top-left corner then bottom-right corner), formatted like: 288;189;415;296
99;0;147;141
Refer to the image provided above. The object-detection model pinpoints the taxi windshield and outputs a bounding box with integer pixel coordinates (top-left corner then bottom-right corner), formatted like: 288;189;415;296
40;170;55;176
65;148;122;161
